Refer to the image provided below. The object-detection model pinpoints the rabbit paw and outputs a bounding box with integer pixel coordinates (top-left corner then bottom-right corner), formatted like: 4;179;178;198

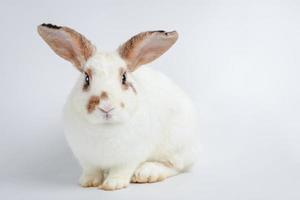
99;177;129;191
79;173;102;187
131;162;170;183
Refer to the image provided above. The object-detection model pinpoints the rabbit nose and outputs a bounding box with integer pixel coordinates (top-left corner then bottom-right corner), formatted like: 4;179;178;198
98;103;114;113
98;107;114;113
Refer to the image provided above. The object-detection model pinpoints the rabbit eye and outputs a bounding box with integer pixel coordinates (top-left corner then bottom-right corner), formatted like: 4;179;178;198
85;73;90;85
122;72;127;85
83;72;90;90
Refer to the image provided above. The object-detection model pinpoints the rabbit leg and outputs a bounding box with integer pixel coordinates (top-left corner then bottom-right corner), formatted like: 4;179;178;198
79;166;103;187
99;164;138;191
131;162;179;183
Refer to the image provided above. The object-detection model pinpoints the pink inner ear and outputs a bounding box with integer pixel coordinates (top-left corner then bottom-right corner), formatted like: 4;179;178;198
38;24;95;71
49;31;79;64
118;30;178;71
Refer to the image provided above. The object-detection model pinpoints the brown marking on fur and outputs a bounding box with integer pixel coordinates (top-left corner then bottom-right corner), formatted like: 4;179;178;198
86;92;109;113
87;96;100;113
118;30;178;71
120;102;125;108
37;24;95;72
85;68;93;78
100;91;108;100
119;67;137;94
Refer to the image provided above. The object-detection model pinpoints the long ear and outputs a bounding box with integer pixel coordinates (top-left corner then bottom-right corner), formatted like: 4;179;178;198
37;23;95;72
118;30;178;72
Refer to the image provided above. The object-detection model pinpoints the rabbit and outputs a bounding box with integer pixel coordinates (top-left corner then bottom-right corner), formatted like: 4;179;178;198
37;23;199;191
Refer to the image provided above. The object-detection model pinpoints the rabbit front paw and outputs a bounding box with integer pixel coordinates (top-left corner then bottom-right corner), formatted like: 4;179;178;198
131;162;178;183
79;172;103;187
98;164;137;191
99;177;129;191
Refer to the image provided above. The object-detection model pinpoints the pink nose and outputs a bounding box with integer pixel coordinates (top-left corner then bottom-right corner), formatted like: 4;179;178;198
98;104;114;113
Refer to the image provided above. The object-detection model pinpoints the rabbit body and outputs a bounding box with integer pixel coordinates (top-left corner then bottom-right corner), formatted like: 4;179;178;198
37;24;198;190
64;61;198;189
65;65;196;163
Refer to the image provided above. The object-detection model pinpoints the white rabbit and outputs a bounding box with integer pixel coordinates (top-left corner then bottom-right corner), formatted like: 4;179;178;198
37;23;199;191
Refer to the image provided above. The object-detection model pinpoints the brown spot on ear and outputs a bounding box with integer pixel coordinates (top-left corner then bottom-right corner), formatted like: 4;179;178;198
120;102;125;108
87;96;100;113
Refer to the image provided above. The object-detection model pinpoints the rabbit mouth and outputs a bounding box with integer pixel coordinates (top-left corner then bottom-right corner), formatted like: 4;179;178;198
103;113;112;120
96;108;114;121
87;108;128;124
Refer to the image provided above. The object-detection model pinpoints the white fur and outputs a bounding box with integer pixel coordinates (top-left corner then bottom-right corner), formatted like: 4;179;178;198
63;51;199;190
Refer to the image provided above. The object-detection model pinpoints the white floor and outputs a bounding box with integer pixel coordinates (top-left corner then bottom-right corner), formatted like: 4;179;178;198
1;0;300;199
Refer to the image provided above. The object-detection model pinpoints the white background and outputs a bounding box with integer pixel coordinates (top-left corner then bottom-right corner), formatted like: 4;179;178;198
0;0;299;199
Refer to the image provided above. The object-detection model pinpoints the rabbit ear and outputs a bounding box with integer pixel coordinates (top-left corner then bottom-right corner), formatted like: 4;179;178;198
118;30;178;72
37;23;95;72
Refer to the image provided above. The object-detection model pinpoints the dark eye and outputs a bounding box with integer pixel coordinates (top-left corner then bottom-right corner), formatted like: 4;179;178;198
83;72;90;89
122;72;127;85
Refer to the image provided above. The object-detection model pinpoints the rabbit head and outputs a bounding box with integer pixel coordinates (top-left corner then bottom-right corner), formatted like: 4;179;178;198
37;24;178;124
